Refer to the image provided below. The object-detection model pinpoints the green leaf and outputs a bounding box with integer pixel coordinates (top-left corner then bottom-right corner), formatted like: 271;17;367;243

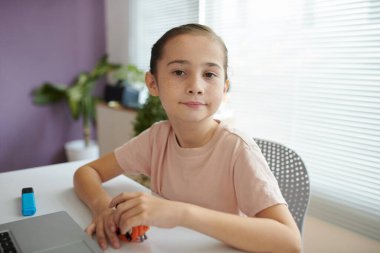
133;96;167;136
77;73;89;85
66;85;83;120
88;56;121;86
110;64;143;84
32;83;67;105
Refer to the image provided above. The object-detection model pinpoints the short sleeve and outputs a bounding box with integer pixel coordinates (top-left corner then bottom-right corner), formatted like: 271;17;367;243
234;144;286;217
114;127;152;176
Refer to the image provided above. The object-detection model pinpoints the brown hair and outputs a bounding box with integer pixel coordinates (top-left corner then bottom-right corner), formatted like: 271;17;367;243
149;23;228;80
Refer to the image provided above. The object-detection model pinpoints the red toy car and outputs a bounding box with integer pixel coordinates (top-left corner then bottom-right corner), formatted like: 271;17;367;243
117;226;149;242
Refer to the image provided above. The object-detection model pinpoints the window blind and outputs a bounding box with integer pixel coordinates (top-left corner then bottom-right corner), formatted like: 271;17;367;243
127;0;380;240
127;0;199;71
202;0;380;240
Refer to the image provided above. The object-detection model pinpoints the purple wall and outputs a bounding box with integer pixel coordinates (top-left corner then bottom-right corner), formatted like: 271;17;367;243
0;1;106;172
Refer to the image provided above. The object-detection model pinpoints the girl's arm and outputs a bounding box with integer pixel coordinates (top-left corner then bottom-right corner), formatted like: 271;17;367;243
110;193;301;253
182;202;302;253
73;153;125;249
74;152;123;214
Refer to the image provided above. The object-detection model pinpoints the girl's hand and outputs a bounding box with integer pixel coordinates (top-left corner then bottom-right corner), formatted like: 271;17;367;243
85;207;121;250
109;192;185;234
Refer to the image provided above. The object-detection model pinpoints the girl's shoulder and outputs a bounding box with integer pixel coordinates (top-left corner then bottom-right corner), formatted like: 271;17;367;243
218;122;259;150
150;120;171;132
146;120;172;142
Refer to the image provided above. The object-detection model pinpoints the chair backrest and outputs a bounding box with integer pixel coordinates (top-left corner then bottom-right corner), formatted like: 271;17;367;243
254;138;310;234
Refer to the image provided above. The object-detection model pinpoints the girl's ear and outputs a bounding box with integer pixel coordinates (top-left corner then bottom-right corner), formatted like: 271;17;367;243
145;72;159;96
224;79;230;94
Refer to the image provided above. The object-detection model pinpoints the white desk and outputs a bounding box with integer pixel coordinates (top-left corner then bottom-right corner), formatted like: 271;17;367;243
0;161;243;253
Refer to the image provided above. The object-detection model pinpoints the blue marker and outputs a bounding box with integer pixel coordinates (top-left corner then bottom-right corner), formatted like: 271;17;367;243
22;187;36;216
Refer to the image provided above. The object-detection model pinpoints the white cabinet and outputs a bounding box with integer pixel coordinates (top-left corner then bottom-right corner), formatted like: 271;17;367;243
96;103;137;156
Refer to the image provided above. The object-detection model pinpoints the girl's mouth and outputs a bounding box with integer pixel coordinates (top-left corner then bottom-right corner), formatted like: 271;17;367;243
181;101;206;109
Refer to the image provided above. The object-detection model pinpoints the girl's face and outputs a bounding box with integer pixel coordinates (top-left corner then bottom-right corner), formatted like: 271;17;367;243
146;33;229;125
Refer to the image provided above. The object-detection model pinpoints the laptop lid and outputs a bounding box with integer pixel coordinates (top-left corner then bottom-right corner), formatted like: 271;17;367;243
0;211;102;253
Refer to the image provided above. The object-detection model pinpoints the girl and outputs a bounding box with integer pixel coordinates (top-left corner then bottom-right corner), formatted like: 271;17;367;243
74;24;301;253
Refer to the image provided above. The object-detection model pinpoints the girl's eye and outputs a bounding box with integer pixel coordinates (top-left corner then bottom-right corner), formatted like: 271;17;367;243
173;70;185;76
204;72;216;78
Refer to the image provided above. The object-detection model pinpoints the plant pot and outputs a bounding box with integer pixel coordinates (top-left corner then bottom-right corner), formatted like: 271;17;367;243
64;140;99;162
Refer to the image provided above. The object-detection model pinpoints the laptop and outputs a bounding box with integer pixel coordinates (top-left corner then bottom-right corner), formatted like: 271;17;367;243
0;211;102;253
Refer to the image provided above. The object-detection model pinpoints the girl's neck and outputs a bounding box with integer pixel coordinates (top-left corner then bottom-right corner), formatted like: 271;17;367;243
171;118;219;148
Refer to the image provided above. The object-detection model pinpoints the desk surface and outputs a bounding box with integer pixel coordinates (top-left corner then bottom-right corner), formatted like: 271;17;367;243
0;160;243;253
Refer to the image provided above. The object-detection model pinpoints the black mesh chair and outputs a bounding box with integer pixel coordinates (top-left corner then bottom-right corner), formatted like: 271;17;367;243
254;138;310;234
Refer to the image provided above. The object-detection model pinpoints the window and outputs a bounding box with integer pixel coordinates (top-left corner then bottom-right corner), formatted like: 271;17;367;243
127;0;199;70
127;0;380;240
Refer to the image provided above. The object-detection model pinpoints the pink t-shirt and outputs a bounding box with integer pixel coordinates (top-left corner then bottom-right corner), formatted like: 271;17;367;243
115;120;286;217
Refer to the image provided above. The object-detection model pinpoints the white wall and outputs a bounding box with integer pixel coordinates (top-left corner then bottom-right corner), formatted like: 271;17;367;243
303;215;380;253
105;0;130;65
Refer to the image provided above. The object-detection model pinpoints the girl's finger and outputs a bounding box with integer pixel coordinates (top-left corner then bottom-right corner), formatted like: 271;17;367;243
117;205;145;230
112;197;142;225
120;211;145;234
104;217;120;249
85;222;96;236
109;192;144;208
95;220;108;250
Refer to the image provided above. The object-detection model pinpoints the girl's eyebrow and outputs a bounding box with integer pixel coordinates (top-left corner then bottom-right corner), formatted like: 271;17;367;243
167;60;189;66
167;60;222;70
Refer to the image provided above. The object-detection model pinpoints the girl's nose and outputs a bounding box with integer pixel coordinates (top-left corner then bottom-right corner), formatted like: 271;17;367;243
186;76;204;95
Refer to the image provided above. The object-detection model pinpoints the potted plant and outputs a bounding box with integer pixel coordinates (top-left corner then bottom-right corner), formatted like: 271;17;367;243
32;55;121;161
